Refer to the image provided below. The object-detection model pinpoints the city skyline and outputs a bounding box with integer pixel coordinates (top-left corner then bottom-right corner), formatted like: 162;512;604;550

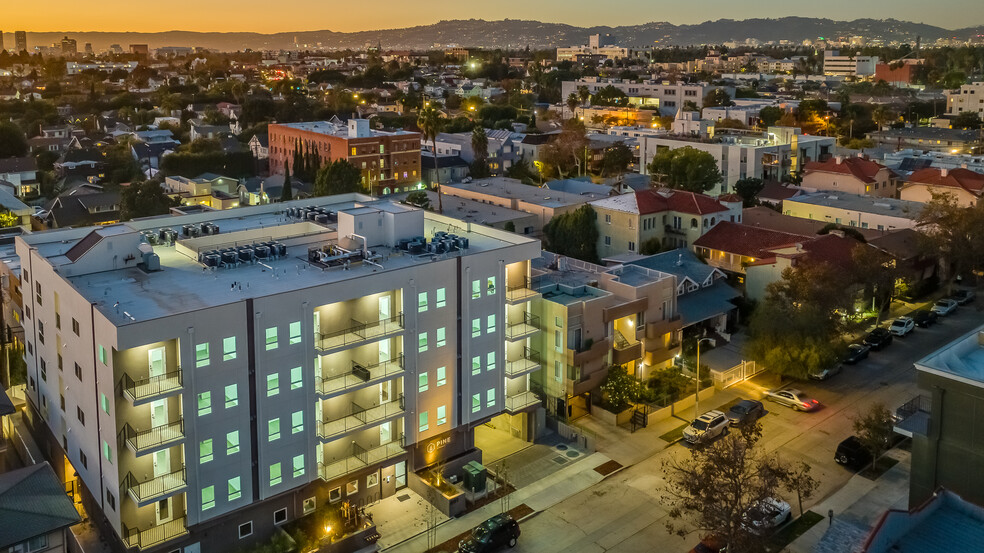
5;0;984;34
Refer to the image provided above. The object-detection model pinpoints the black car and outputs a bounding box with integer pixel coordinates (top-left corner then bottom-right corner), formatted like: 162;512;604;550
843;343;870;364
952;289;976;305
835;436;873;468
863;328;894;351
911;309;938;328
459;514;520;552
727;399;765;426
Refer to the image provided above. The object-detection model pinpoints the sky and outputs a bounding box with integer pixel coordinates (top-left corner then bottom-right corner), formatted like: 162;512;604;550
5;0;984;33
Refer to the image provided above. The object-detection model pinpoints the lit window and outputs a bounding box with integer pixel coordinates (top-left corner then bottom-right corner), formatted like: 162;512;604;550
472;394;480;413
436;288;446;308
293;454;305;478
98;345;107;365
265;327;278;350
100;393;110;414
223;337;236;361
472;318;481;338
487;352;496;372
487;388;495;408
200;439;213;463
419;411;429;432
224;384;238;408
437;405;447;426
202;485;215;510
228;476;241;501
437;366;446;386
289;321;302;345
291;366;303;390
102;440;112;463
198;392;211;416
436;327;446;347
487;277;496;295
267;373;279;396
196;343;209;367
487;314;496;334
418;332;428;353
419;373;428;392
418;291;428;312
472;356;481;376
227;431;240;455
472;280;481;299
292;410;303;434
270;463;282;486
268;418;281;441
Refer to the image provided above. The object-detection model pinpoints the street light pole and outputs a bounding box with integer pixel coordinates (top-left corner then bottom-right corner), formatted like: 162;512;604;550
695;337;712;417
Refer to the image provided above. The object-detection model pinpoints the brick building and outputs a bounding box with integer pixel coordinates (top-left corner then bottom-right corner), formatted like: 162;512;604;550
268;119;422;196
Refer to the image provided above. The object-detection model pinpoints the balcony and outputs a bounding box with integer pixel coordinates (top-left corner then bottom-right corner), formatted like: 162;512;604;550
572;337;610;365
120;419;185;456
122;516;188;550
505;391;541;413
121;371;182;405
318;395;405;441
316;354;405;399
506;313;540;341
123;468;187;507
315;313;405;353
645;315;682;343
318;439;405;482
505;347;541;378
894;395;931;437
613;341;643;366
506;277;540;304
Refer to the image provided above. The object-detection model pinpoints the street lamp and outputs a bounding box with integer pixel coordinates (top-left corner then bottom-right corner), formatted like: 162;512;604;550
694;337;714;417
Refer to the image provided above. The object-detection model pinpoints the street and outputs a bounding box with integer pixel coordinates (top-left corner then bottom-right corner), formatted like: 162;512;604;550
507;305;984;553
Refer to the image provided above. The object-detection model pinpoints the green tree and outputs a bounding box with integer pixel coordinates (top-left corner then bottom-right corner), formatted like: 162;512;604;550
417;105;445;212
470;126;490;178
539;120;589;178
313;159;363;197
599;365;638;412
640;237;662;255
0;122;28;157
281;167;293;202
591;85;629;106
852;403;895;472
758;106;783;127
703;88;734;108
951;112;983;130
648;146;722;193
542;204;600;264
916;192;984;288
566;93;580;120
600;141;633;177
120;180;179;220
404;190;430;209
503;221;516;232
734;177;765;207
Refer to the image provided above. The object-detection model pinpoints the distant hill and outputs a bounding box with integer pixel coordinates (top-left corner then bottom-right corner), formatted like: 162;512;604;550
14;17;984;53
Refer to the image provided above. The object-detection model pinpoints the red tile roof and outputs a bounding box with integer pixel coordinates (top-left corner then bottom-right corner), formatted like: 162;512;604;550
693;221;808;257
803;156;888;184
907;167;984;196
634;188;729;215
770;233;872;270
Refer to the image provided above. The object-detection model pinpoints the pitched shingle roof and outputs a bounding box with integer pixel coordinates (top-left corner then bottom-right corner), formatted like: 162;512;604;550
0;157;37;174
0;462;81;548
803;156;889;184
693;221;807;258
907;167;984;196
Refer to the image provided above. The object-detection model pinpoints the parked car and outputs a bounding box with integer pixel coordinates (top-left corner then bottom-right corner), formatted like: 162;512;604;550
765;389;821;411
808;362;843;381
688;535;726;553
863;328;894;350
911;310;938;328
726;399;765;426
458;514;520;553
834;435;873;469
932;298;958;316
743;498;792;534
843;343;870;364
683;410;729;444
952;289;976;305
889;317;915;337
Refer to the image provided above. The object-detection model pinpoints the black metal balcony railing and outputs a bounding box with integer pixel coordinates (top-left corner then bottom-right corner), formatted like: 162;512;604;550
316;312;405;351
316;354;405;397
506;277;539;303
318;394;405;440
506;347;541;377
506;312;540;340
121;370;183;403
119;419;185;456
318;433;406;482
122;468;187;505
122;517;188;550
894;395;931;437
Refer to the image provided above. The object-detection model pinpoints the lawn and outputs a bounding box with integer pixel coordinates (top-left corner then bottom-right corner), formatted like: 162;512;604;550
659;423;688;443
766;510;825;551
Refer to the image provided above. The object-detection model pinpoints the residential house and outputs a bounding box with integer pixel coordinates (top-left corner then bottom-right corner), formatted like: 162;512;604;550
426;129;524;177
0;157;39;198
744;232;870;301
693;221;809;277
131;141;177;175
783;192;923;231
248;134;269;160
421;153;469;186
801;155;897;197
900;167;984;206
0;462;82;553
189;119;231;142
868;228;938;296
163;174;242;210
41;184;121;228
54;148;105;180
0;187;35;228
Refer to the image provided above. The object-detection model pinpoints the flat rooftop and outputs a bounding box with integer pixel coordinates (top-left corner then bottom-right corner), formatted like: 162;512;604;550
444;177;606;208
274;121;416;138
22;196;536;326
786;192;923;219
916;325;984;386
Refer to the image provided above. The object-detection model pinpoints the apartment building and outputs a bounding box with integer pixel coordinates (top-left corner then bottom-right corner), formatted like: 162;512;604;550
801;155;897;197
16;194;540;552
900;167;984;206
822;50;879;78
867;127;982;155
944;82;984;117
783;192;923;231
560;78;732;116
529;253;680;421
267;119;422;196
556;34;633;62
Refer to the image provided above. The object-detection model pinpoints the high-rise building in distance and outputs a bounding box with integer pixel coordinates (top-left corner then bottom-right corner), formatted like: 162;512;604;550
61;36;77;56
15;30;27;53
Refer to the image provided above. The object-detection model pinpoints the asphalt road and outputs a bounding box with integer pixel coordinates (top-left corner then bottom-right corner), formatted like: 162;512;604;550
508;303;984;553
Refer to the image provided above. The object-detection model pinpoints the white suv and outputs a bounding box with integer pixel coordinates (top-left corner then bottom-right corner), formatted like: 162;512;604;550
683;410;729;444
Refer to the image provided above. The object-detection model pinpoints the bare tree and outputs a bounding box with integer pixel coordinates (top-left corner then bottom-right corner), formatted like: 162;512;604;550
781;461;820;517
852;402;895;472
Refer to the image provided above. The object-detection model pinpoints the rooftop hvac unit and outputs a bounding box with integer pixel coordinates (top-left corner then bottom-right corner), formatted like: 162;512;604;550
143;252;161;271
306;211;318;221
237;248;255;262
316;214;329;224
221;251;239;266
398;238;411;251
408;242;426;255
254;245;271;259
273;243;287;257
203;254;220;268
189;225;202;238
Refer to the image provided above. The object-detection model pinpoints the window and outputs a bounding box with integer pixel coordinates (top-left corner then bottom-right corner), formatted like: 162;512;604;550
77;407;85;426
436;366;446;386
437;405;447;426
228;476;241;501
291;366;303;390
605;213;612;224
472;393;481;413
436;327;446;347
72;318;79;336
200;439;213;463
487;277;497;295
265;327;278;350
79;449;87;469
472;318;481;338
555;360;562;381
346;480;358;495
35;282;42;305
487;314;496;334
604;236;611;246
419;411;429;432
293;454;305;478
198;392;211;416
196;343;209;367
106;490;115;511
436;288;446;308
202;486;215;511
225;384;238;408
555;330;562;352
292;410;304;434
270;463;282;486
487;352;496;372
472;280;481;299
472;356;481;376
223;337;236;361
40;359;46;381
628;241;636;252
418;332;428;352
418;291;428;312
418;373;428;392
302;497;316;514
289;321;302;345
98;345;107;365
227;431;240;455
37;321;44;344
267;373;279;397
487;388;496;408
268;418;281;441
238;521;252;539
74;362;82;381
100;393;109;414
274;508;288;525
103;440;113;463
329;487;341;502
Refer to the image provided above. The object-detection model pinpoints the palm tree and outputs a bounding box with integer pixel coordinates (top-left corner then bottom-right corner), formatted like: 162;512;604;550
577;85;591;109
471;127;490;178
566;93;580;121
417;105;444;213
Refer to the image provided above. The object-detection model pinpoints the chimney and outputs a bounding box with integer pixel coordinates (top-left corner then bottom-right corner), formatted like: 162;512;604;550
677;253;683;266
834;156;844;165
941;168;949;178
